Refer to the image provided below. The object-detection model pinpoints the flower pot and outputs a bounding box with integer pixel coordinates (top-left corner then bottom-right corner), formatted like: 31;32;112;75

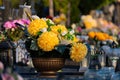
32;58;65;77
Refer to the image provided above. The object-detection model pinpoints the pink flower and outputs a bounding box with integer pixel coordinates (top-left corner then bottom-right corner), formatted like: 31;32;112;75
21;19;30;25
77;27;82;32
3;21;13;29
1;73;15;80
13;20;24;26
0;61;4;71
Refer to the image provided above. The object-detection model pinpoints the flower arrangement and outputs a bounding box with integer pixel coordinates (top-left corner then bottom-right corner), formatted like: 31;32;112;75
3;19;30;41
25;14;88;62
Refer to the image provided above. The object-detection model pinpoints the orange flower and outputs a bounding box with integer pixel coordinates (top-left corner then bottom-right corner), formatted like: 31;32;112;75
104;33;109;39
108;36;113;40
88;31;96;38
96;32;106;41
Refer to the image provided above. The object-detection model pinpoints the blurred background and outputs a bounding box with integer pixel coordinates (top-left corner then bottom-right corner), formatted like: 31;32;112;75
0;0;119;27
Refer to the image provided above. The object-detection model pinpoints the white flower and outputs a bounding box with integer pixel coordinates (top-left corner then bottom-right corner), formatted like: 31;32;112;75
49;19;54;24
43;18;55;25
61;31;67;36
69;29;75;34
60;39;70;45
40;28;47;32
11;28;15;31
42;18;47;21
81;15;85;20
71;24;76;29
32;15;40;19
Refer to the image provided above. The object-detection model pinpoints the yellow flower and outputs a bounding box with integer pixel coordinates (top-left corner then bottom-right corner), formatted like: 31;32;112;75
53;17;61;24
28;19;48;36
60;13;66;21
68;35;79;43
82;15;97;29
70;43;87;62
37;31;59;51
84;21;93;29
73;36;79;43
51;25;68;35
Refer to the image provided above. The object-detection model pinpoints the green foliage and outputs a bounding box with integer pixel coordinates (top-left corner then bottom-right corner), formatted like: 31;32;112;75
0;0;2;6
11;0;20;8
70;0;80;23
53;0;80;24
53;0;69;14
43;0;49;6
79;0;115;14
64;32;74;41
6;27;24;41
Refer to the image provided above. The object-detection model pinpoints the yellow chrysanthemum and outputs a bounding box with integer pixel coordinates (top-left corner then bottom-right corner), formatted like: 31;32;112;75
70;43;87;62
28;19;48;36
69;35;79;43
37;31;59;51
51;25;68;35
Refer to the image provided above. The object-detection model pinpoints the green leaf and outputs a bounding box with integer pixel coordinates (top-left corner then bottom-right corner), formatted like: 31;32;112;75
47;27;51;31
57;29;62;33
37;31;42;36
46;19;55;27
64;33;74;40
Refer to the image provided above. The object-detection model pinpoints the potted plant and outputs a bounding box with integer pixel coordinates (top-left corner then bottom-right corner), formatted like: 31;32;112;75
24;14;88;77
3;19;30;65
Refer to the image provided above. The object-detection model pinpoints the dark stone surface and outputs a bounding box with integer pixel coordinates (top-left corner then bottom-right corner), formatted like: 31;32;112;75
15;66;84;80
